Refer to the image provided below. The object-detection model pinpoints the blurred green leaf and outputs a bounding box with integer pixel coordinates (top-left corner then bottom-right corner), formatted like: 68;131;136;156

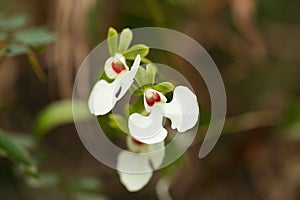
281;101;300;139
135;66;147;87
69;177;101;192
107;27;118;56
146;63;157;84
129;84;143;96
152;82;175;94
74;192;107;200
11;133;37;150
15;27;55;46
0;32;7;40
130;96;145;114
0;14;28;30
26;172;60;188
34;100;91;138
123;44;149;60
118;28;132;53
5;43;29;56
108;114;129;134
0;129;37;177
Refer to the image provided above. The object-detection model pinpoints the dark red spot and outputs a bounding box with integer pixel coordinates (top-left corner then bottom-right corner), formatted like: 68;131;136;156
112;60;126;74
146;92;161;107
132;138;144;146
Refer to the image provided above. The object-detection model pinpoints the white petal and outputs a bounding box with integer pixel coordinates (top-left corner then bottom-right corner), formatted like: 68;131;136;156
118;171;153;192
133;128;167;145
88;55;141;116
161;86;199;132
143;89;167;112
128;107;167;144
116;151;153;192
117;54;140;98
147;141;165;169
88;79;120;115
104;54;128;79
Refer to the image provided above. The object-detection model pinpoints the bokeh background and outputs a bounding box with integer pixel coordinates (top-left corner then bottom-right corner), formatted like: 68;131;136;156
1;0;300;199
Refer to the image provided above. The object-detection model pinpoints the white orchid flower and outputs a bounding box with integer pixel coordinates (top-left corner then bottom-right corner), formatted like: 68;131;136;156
88;54;141;116
117;136;165;192
129;86;199;144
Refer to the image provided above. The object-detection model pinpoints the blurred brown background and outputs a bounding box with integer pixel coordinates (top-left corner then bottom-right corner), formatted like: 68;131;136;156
0;0;300;199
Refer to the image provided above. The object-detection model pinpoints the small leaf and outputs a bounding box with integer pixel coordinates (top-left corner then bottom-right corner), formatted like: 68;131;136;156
26;173;60;188
74;192;108;200
69;177;101;192
118;28;132;53
108;114;129;134
146;63;157;84
34;100;91;138
5;43;29;56
0;129;37;177
130;96;145;114
123;44;149;60
152;82;175;94
15;27;55;46
135;66;148;87
0;14;28;30
107;27;118;56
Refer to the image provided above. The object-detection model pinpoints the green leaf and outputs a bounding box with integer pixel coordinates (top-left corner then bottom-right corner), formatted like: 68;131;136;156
129;84;144;96
152;82;175;94
108;114;129;134
69;177;101;192
135;66;148;87
118;28;132;53
5;43;29;56
130;96;145;114
0;129;37;177
12;133;37;150
0;32;8;40
74;192;108;200
146;63;157;84
123;44;149;60
107;27;118;56
280;101;300;139
26;173;60;188
0;14;28;30
14;27;55;46
34;100;91;138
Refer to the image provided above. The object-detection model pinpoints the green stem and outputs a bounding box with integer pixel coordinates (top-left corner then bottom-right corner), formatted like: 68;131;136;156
26;51;47;84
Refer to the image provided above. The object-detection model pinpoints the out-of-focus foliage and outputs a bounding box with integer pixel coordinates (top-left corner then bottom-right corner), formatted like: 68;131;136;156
34;100;91;138
0;129;37;177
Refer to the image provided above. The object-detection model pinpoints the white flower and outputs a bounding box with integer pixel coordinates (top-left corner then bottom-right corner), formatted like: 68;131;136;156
129;86;199;144
88;54;141;116
116;137;165;192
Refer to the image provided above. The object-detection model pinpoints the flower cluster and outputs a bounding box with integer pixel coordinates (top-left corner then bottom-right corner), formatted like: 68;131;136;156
88;28;199;192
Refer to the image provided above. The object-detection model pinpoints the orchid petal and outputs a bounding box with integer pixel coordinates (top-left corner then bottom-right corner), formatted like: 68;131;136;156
161;86;199;132
116;151;153;192
128;107;167;144
147;141;165;169
117;138;165;191
104;53;128;79
143;89;167;112
88;55;141;116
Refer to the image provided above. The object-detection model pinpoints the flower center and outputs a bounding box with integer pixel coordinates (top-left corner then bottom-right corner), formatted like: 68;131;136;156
145;90;161;106
132;138;144;146
112;59;126;74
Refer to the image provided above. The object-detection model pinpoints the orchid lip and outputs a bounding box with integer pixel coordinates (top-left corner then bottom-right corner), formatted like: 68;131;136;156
88;54;141;116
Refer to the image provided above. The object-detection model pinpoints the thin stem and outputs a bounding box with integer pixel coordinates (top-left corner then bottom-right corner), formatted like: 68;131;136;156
26;51;47;84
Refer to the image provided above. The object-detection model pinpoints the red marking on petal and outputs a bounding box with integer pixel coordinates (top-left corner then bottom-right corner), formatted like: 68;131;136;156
146;91;161;107
132;138;144;146
112;60;126;74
